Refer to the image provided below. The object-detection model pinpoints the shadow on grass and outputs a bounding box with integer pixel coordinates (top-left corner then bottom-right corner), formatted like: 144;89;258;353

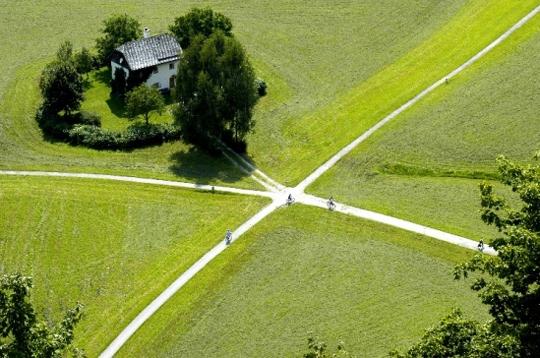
168;146;253;185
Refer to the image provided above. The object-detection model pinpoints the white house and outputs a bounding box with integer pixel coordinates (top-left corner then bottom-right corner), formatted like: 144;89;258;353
111;29;182;91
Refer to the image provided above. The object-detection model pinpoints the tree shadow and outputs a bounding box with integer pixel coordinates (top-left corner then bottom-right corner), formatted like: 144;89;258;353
168;146;252;185
106;96;127;118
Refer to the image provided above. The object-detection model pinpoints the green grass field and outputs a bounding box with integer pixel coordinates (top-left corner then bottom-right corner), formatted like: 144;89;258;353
0;176;268;355
0;1;537;355
2;1;536;186
81;68;173;131
119;206;488;357
308;13;540;241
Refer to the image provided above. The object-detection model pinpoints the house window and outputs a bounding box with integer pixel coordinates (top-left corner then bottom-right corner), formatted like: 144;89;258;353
169;63;175;70
152;83;160;88
152;67;159;74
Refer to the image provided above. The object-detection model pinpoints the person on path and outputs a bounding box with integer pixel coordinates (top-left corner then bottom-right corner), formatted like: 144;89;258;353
225;229;233;245
477;239;484;252
328;196;336;211
287;193;295;206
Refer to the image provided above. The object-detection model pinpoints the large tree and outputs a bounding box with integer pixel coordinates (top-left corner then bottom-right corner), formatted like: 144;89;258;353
174;31;258;151
0;273;84;356
95;14;142;64
393;153;540;357
125;85;165;125
39;41;83;115
169;7;233;49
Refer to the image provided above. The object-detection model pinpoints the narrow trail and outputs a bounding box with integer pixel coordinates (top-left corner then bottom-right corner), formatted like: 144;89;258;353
298;194;497;255
219;142;286;192
0;170;278;199
6;4;538;356
99;200;281;357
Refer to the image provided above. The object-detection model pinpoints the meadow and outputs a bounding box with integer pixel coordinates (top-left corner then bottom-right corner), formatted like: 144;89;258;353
308;13;540;241
0;176;268;355
119;206;488;357
4;1;535;186
0;0;537;355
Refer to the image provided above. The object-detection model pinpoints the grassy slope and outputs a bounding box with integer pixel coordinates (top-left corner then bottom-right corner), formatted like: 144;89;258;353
1;0;510;185
81;68;173;131
309;14;540;241
247;0;538;185
0;176;268;355
120;206;488;357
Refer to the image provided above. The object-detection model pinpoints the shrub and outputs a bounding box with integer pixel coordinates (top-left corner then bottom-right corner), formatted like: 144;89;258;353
255;78;267;97
74;47;96;74
39;42;83;115
67;122;181;150
76;111;102;126
36;107;179;150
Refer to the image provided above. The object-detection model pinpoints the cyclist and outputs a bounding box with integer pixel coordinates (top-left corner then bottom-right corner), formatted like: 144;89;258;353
327;196;336;211
225;229;233;245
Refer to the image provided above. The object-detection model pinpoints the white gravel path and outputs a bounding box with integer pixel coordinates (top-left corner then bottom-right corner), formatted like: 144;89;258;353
99;200;281;358
5;5;537;355
298;194;496;255
0;170;278;199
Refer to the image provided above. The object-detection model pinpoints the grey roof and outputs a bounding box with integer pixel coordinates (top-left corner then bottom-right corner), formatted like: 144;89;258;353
115;34;182;71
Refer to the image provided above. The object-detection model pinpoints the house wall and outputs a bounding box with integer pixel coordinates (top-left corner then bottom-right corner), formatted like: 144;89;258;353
145;60;179;90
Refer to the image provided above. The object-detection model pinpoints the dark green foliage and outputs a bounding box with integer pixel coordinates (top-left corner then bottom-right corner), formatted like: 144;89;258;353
67;122;180;150
39;41;83;115
169;7;233;49
255;78;267;97
394;154;540;357
111;67;127;97
174;31;258;152
125;85;165;125
390;310;519;358
454;154;540;357
78;111;101;127
36;107;101;138
303;334;350;358
95;14;142;64
36;102;179;150
74;47;95;74
0;273;84;357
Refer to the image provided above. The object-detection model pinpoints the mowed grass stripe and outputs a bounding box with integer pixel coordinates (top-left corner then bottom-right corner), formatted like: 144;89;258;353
0;176;269;355
119;206;487;357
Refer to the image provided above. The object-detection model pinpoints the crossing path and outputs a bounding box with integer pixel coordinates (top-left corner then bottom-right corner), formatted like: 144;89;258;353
6;3;538;356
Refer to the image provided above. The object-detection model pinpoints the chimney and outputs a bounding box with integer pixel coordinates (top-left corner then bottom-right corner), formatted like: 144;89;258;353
143;27;151;38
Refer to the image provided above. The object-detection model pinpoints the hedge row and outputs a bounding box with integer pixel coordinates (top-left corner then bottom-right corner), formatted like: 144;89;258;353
37;109;181;150
67;122;181;150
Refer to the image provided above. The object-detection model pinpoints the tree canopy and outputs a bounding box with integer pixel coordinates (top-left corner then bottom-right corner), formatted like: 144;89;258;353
0;273;83;357
39;41;83;115
174;31;258;152
393;153;540;357
74;47;95;75
95;14;142;64
169;7;233;49
125;84;165;125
